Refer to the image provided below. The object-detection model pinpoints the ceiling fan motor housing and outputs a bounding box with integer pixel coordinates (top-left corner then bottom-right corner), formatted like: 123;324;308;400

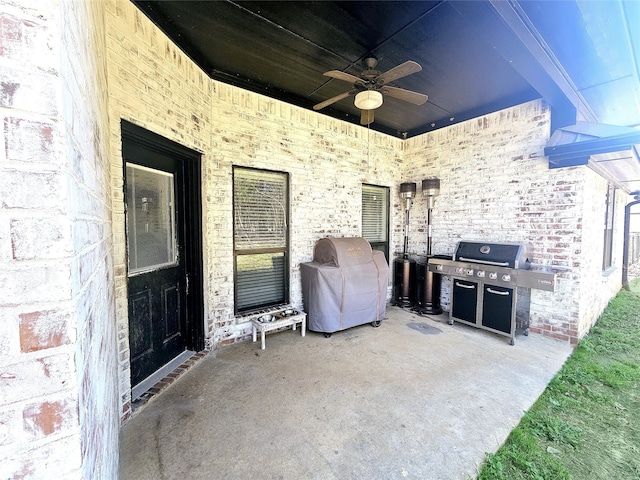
364;57;378;69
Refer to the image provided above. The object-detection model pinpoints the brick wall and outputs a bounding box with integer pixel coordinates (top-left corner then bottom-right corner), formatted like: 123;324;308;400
105;0;404;421
0;0;118;478
0;0;629;473
62;0;119;477
105;0;627;426
104;0;215;422
574;170;626;338
402;101;625;344
207;84;403;347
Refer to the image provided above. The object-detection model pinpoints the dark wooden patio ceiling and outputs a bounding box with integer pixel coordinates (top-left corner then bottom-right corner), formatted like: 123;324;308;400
133;0;639;139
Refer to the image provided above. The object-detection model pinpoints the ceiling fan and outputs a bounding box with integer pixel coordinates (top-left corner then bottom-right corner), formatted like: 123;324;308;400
313;57;428;125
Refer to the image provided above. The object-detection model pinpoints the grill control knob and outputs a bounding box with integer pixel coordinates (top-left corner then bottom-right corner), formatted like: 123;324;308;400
466;268;474;276
456;267;464;275
488;272;497;280
477;270;485;278
502;274;511;282
436;264;443;271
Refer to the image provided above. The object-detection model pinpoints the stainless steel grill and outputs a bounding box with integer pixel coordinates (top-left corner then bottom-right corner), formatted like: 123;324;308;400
428;241;557;345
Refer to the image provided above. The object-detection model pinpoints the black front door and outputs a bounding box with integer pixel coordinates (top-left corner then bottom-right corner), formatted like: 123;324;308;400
123;122;204;388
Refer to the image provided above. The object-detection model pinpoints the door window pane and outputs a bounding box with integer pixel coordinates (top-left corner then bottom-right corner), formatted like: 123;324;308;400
126;163;177;274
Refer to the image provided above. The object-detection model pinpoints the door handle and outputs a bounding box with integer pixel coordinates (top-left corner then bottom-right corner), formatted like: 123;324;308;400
487;287;510;296
455;281;475;289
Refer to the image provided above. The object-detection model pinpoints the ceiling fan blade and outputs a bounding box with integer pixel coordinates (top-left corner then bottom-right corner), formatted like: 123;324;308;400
376;61;422;85
323;70;364;85
313;90;355;110
382;86;428;105
360;109;374;125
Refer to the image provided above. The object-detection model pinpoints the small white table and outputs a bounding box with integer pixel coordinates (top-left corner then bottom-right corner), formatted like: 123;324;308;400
251;311;306;350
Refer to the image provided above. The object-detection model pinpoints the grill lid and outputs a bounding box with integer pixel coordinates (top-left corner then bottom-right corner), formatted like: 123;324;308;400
453;241;532;269
313;237;373;267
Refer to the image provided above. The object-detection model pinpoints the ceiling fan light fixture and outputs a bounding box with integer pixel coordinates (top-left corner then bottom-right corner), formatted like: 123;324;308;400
354;90;383;110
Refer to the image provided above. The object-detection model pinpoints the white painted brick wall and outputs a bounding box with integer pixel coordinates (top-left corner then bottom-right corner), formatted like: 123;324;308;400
0;0;629;473
105;0;403;421
106;0;627;425
573;169;626;338
61;0;119;476
208;83;403;346
403;101;625;344
0;0;118;478
0;0;81;477
104;0;216;421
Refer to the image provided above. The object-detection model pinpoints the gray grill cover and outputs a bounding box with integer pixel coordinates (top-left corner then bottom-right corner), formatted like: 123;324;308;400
301;237;389;333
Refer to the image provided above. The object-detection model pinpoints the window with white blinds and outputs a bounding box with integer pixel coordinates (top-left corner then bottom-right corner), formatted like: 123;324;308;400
362;184;389;262
233;167;289;312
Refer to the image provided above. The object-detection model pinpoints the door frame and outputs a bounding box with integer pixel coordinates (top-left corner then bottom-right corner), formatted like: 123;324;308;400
121;120;205;354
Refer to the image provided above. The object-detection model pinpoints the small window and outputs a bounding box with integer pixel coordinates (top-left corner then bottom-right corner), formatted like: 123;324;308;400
603;183;615;270
125;163;177;274
233;167;289;313
362;184;390;262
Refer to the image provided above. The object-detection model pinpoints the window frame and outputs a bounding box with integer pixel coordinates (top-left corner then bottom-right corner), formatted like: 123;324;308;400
603;182;616;271
232;166;290;314
361;183;390;262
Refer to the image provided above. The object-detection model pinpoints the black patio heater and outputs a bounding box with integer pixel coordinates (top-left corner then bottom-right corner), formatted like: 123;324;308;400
414;178;443;315
392;182;417;308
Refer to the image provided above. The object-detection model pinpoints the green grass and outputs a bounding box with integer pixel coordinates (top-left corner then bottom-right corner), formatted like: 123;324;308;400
477;279;640;480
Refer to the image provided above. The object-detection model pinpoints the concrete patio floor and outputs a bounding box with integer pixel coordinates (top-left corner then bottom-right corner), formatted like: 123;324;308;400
119;306;572;480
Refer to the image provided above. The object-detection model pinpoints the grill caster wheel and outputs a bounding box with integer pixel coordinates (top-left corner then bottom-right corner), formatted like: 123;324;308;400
371;320;382;327
509;338;515;346
323;333;332;338
448;320;454;325
524;329;530;336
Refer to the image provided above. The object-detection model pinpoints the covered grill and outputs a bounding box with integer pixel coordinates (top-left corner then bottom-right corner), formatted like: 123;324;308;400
428;241;557;345
301;237;389;336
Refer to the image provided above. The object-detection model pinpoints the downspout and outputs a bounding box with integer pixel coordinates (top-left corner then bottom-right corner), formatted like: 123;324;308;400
622;194;640;290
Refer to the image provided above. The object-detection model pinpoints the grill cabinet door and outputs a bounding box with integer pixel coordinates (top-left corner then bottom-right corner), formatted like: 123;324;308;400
481;285;514;334
451;279;478;323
